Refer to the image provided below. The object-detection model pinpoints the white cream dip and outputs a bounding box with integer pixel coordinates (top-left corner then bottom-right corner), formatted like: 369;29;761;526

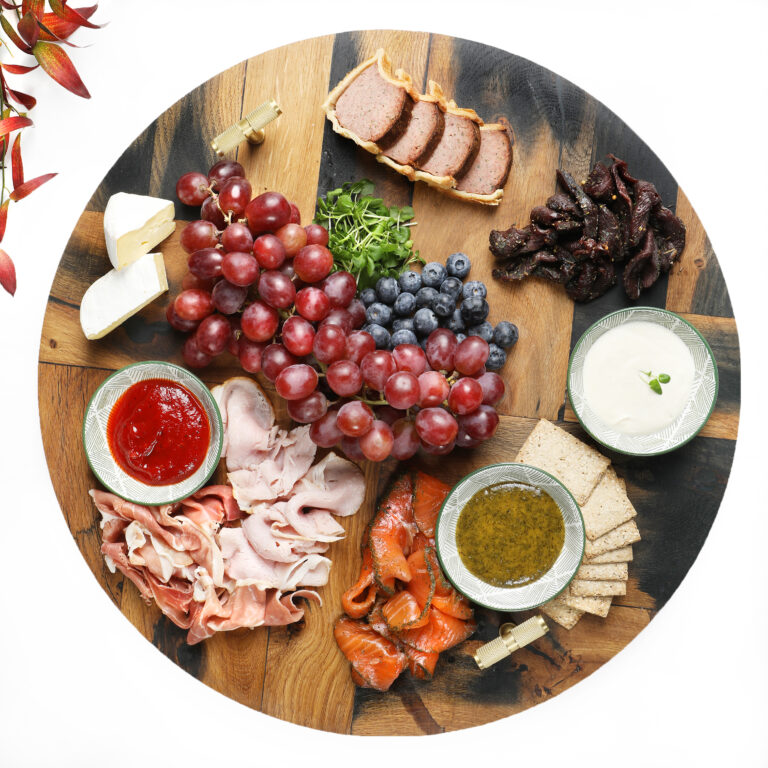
581;321;696;435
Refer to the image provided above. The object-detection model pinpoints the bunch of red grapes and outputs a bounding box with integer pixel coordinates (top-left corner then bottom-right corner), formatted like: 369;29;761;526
168;160;504;463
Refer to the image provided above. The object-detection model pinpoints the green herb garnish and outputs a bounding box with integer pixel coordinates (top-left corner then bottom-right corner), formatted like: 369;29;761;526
314;179;422;289
640;370;671;395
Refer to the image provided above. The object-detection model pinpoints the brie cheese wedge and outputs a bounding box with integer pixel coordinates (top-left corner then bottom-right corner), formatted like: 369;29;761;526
103;192;176;270
80;252;168;340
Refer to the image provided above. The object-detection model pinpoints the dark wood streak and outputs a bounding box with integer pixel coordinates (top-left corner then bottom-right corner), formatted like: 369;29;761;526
394;677;445;735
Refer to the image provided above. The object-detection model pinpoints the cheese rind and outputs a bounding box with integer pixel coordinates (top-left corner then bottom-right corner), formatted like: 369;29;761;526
80;252;168;340
103;192;176;270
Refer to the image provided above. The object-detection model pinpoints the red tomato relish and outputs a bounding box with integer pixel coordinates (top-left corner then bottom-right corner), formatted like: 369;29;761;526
107;378;210;486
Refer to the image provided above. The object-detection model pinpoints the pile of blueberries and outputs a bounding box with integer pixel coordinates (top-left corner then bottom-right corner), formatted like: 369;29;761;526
359;252;519;371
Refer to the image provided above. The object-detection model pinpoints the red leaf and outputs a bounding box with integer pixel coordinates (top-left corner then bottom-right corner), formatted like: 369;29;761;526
32;41;90;98
0;200;9;241
1;63;39;74
0;1;21;9
6;87;36;110
0;249;16;296
11;134;23;189
9;172;57;201
0;14;31;52
48;0;101;29
0;116;33;138
21;0;44;18
18;11;40;47
37;6;96;41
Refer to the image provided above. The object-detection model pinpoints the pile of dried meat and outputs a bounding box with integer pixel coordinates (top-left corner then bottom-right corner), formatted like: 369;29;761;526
490;155;686;301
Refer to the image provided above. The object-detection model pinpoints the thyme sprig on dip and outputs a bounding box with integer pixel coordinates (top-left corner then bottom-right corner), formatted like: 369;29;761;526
640;370;671;395
314;179;421;289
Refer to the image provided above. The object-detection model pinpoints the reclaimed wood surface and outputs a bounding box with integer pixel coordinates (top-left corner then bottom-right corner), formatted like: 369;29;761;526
38;31;740;735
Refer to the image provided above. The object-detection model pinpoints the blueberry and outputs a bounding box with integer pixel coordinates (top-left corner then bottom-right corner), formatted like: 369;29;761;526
415;286;439;308
391;329;419;347
393;291;417;317
460;296;490;325
486;343;507;370
445;308;466;334
439;276;463;302
398;270;422;294
493;320;519;348
392;317;415;333
419;337;429;351
375;276;400;305
462;280;487;300
468;321;494;343
421;262;447;288
446;251;471;279
455;332;467;345
432;292;455;319
360;287;377;307
366;323;391;349
413;307;439;337
366;302;392;327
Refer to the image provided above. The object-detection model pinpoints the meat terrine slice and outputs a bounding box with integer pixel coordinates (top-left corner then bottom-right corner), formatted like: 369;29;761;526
414;82;483;182
445;122;514;205
323;49;414;152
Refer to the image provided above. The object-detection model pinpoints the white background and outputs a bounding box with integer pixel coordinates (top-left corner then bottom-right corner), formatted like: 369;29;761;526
1;1;766;765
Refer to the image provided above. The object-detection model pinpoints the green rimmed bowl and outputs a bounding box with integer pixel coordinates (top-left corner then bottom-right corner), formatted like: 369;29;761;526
435;463;585;611
82;361;223;505
567;307;718;456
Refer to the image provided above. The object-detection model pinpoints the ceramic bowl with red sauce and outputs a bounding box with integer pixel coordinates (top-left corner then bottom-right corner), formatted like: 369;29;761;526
83;361;223;504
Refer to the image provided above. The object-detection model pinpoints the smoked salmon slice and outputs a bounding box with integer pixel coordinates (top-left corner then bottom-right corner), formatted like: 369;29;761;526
334;616;408;691
396;605;477;654
341;548;377;619
412;471;451;538
404;547;436;610
404;646;439;680
382;590;430;632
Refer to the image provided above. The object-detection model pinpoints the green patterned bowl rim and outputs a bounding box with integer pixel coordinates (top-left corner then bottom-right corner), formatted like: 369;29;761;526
567;307;719;457
435;463;585;611
82;361;223;505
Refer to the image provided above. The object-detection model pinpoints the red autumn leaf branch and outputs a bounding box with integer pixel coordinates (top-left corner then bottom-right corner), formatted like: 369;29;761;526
0;1;100;296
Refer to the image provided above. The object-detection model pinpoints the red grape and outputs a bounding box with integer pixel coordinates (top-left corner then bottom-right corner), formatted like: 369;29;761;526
425;328;458;372
195;313;231;356
310;410;343;447
340;435;365;461
415;407;459;446
376;405;406;426
346;331;376;366
391;418;420;460
359;420;394;461
320;308;353;334
182;335;212;369
174;289;214;321
208;160;245;189
287;391;328;423
282;315;315;356
220;222;254;253
360;350;396;392
392;344;428;375
454;336;490;376
165;302;198;332
227;315;241;355
418;370;450;407
261;343;298;382
200;196;226;228
447;377;484;415
218;177;252;217
176;172;209;207
212;279;247;314
294;244;333;283
181;273;215;292
275;223;306;256
253;234;287;270
222;251;260;287
384;371;419;410
337;401;374;437
181;220;218;254
275;364;319;400
238;338;266;373
241;300;279;342
313;324;347;364
295;287;330;322
258;270;296;309
289;203;301;224
246;191;291;234
188;247;224;279
456;428;481;448
458;405;499;440
476;371;505;406
322;271;357;307
279;260;296;280
304;223;329;246
326;360;363;397
347;298;366;329
421;440;456;456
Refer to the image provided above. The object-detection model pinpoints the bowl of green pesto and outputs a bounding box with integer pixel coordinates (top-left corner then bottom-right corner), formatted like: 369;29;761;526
435;463;585;611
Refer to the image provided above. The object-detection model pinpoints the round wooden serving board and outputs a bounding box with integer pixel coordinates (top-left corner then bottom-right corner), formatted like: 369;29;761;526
38;31;740;735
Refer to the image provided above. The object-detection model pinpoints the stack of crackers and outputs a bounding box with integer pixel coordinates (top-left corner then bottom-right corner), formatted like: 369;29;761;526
514;420;641;630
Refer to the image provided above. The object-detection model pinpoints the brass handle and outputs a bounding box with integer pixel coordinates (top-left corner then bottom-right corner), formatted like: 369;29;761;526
211;99;282;156
473;616;549;669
